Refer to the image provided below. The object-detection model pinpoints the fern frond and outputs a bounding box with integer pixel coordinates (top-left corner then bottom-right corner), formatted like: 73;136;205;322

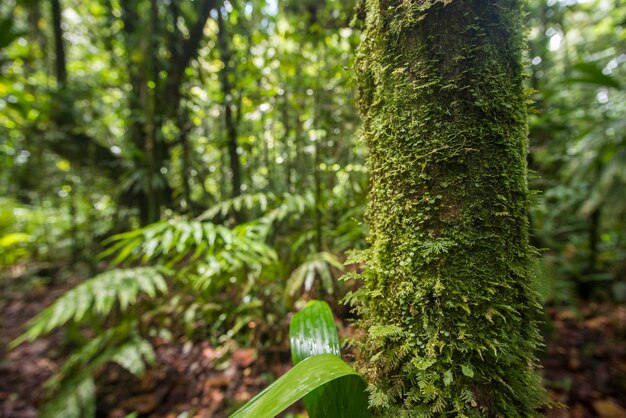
259;192;316;225
368;324;405;341
198;192;277;221
11;267;167;347
40;374;96;418
368;384;393;409
110;336;156;376
285;251;344;296
48;324;154;387
40;334;154;418
102;220;277;270
198;192;316;229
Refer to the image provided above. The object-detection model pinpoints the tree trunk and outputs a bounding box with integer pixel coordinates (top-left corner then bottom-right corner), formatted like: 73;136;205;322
281;90;294;193
217;7;243;199
50;0;66;87
353;1;545;416
178;111;194;213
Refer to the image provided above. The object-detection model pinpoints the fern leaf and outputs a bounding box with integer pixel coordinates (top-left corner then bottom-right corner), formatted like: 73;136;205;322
11;267;167;347
40;374;96;418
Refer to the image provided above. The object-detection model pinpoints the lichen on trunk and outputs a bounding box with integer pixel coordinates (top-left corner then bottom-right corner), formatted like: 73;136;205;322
351;0;545;416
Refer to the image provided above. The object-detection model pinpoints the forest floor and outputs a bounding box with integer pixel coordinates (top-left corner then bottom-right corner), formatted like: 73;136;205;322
1;267;625;418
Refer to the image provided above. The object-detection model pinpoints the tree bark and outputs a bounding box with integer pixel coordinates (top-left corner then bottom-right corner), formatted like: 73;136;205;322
51;0;66;87
353;1;545;416
217;7;243;199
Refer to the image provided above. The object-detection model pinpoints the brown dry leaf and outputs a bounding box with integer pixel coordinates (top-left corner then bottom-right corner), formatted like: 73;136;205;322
567;348;581;370
118;394;161;414
571;403;587;418
203;375;230;390
202;389;225;417
557;309;578;321
593;399;626;418
232;348;257;368
585;316;611;329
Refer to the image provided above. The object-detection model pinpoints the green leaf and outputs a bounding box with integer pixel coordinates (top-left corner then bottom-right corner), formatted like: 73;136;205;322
461;364;474;378
229;354;365;418
563;62;622;89
288;300;370;418
290;300;341;365
40;374;96;418
10;268;167;347
413;357;436;371
443;370;453;386
0;18;24;49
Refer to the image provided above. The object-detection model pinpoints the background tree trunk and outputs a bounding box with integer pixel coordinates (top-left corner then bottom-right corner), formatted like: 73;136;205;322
353;0;545;416
217;7;243;199
50;0;66;87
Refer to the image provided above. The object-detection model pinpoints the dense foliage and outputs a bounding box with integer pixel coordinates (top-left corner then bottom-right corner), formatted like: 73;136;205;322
0;0;624;416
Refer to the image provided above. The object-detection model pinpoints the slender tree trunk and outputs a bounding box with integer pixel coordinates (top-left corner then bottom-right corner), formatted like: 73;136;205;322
353;1;545;416
587;208;600;271
51;0;66;87
217;7;243;199
260;102;273;191
179;111;194;213
119;0;214;224
281;91;294;193
313;86;323;252
294;63;306;190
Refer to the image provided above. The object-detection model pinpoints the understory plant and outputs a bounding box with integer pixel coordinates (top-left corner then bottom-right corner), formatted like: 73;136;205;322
11;187;365;417
230;300;369;418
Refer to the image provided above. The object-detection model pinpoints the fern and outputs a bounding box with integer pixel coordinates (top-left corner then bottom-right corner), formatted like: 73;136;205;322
11;267;167;347
198;191;316;229
40;374;96;418
285;251;344;296
40;333;155;418
198;192;278;220
260;192;316;225
101;219;277;270
368;384;393;409
368;325;405;345
419;238;456;258
47;321;154;386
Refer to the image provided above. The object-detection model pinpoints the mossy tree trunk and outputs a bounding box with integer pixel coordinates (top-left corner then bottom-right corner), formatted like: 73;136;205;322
353;0;545;416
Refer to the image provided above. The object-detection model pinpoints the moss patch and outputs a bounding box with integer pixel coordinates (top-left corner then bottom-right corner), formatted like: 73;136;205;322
349;0;546;416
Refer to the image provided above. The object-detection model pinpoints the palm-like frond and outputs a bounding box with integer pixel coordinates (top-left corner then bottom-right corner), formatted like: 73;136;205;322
198;191;316;228
40;374;96;418
40;330;155;418
100;219;277;269
46;322;155;389
286;252;344;297
198;192;278;221
11;267;167;347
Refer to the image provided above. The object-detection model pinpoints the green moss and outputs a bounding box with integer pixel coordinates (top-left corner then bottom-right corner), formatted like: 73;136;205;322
350;0;546;416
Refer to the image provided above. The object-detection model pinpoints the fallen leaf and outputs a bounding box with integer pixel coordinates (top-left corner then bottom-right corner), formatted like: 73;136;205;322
593;399;626;418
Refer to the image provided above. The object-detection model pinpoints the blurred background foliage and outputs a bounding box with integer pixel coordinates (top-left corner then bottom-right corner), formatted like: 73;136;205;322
526;0;626;303
0;0;624;416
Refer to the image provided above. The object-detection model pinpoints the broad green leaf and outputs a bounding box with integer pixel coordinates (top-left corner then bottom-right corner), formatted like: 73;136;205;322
290;300;340;365
563;62;622;89
289;300;369;418
229;354;364;418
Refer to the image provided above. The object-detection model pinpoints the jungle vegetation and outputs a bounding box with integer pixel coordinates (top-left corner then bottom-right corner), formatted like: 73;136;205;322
0;0;624;417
